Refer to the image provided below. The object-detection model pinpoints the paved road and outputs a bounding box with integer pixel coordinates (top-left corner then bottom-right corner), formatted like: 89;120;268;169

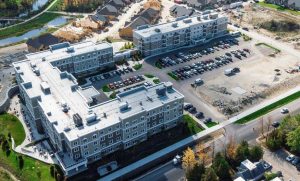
134;97;300;181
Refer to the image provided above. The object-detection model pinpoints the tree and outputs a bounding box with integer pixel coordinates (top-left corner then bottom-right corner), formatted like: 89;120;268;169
266;129;284;151
249;145;264;162
50;165;55;177
234;140;250;164
212;153;231;180
202;168;219;181
195;143;209;165
226;137;237;163
287;126;300;153
18;155;24;169
187;162;205;181
279;115;300;135
182;147;196;174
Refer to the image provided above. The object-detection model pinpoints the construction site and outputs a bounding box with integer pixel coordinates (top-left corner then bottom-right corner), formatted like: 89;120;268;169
191;37;300;117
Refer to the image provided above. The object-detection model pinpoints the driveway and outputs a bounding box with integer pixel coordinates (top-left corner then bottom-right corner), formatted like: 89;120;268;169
263;148;300;181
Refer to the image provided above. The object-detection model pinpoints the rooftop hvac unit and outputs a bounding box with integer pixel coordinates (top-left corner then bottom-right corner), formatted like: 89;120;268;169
119;101;131;111
156;87;166;96
86;112;97;124
172;23;178;28
73;113;83;127
61;101;69;113
66;47;75;53
183;19;192;23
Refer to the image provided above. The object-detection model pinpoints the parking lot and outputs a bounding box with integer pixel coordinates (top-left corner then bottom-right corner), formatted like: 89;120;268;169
83;34;300;124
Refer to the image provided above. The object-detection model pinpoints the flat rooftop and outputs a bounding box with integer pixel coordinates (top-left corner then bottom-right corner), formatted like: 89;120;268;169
134;13;227;38
14;47;184;141
25;41;112;63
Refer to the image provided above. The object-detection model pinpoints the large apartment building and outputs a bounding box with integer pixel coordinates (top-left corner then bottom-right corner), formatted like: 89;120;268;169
133;12;228;56
26;41;114;77
13;42;184;176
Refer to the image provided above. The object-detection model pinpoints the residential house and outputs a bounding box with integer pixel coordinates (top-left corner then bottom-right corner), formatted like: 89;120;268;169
97;4;120;20
170;5;196;17
74;15;107;30
143;0;161;11
235;159;272;181
120;7;160;40
26;33;60;52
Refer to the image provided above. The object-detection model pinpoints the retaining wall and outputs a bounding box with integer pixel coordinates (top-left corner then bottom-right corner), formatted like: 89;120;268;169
0;85;19;114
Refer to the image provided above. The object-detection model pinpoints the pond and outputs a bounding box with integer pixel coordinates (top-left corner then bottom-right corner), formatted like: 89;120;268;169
0;16;68;47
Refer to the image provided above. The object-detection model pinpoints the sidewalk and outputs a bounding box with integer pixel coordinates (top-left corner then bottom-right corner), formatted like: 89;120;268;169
100;86;300;181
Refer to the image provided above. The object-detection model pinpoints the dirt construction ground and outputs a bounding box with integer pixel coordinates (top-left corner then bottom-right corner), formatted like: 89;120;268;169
193;38;300;116
228;3;300;44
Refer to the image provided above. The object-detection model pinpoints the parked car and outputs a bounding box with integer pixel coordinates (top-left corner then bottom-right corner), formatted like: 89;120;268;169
195;112;204;118
188;107;196;113
286;154;295;162
281;108;289;114
173;155;182;165
184;104;193;110
292;157;300;165
204;117;212;124
271;122;280;128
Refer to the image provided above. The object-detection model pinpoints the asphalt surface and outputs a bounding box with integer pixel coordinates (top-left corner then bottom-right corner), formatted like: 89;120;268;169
133;97;300;181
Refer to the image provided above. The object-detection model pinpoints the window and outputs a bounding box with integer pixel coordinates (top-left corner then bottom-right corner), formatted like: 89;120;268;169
84;145;88;149
92;134;97;139
75;154;80;159
74;147;79;152
108;133;113;138
116;131;120;135
94;147;98;152
82;138;87;143
94;141;98;145
141;116;145;121
84;152;89;156
73;141;78;146
101;137;105;141
125;129;129;133
109;140;113;144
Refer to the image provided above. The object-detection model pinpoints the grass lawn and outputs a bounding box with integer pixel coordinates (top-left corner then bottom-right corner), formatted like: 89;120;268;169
0;113;25;146
167;72;179;81
0;12;61;40
109;91;117;99
242;34;252;41
133;64;142;70
236;91;300;124
0;113;55;181
205;121;219;128
183;115;205;133
255;42;281;53
102;85;111;92
144;74;155;78
153;79;160;84
258;1;300;16
155;62;163;69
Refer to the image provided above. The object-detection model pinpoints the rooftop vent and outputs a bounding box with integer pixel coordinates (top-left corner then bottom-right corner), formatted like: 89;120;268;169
154;28;161;33
73;113;83;127
103;112;107;118
47;111;52;116
147;96;153;102
64;127;71;132
172;23;178;28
